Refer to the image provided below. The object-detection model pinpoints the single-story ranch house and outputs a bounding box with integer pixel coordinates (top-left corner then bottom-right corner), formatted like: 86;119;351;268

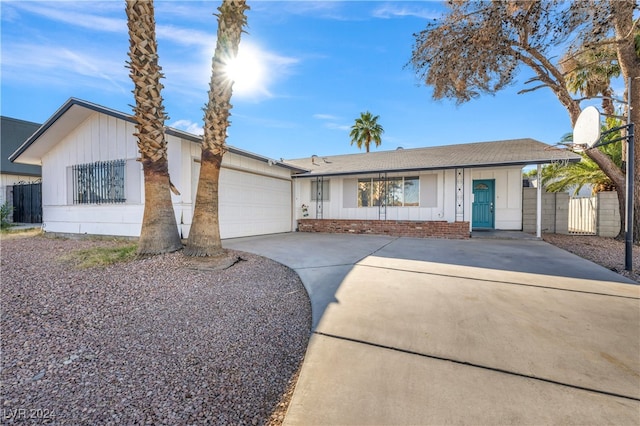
10;98;579;239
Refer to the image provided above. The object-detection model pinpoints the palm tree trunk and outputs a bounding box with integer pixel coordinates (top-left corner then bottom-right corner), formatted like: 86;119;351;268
610;0;640;243
126;0;182;255
184;0;248;257
139;160;183;253
184;152;223;256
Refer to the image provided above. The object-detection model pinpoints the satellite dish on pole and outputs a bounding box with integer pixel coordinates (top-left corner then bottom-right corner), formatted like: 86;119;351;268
573;106;601;148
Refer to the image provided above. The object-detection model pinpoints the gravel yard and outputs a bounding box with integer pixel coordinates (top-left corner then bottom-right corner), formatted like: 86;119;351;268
2;231;637;425
1;234;311;425
542;233;640;283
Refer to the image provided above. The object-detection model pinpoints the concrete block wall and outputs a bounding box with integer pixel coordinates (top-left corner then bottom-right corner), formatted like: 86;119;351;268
297;219;470;239
522;188;569;234
596;191;621;237
523;188;620;237
555;192;569;234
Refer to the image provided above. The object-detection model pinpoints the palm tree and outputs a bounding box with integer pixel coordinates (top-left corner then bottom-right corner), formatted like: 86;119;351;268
184;0;249;257
125;0;182;255
540;125;624;237
560;45;621;117
541;150;619;195
559;32;639;240
350;111;384;153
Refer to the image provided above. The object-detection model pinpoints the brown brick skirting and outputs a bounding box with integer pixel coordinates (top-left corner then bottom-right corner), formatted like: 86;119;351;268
297;219;470;239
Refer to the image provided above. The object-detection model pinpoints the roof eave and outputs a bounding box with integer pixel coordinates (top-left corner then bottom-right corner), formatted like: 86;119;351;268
10;98;309;173
291;157;581;178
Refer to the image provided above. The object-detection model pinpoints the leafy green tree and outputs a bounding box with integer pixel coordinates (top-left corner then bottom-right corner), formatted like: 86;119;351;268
126;0;182;255
350;111;384;153
410;0;639;241
184;0;249;257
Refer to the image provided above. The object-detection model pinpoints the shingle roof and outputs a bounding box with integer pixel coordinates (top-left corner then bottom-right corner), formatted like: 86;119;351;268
284;138;581;177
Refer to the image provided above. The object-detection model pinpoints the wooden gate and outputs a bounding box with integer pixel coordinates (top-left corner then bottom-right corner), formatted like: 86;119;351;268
568;196;596;235
11;182;42;223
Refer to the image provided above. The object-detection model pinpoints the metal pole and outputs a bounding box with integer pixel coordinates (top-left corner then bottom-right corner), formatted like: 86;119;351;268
536;164;542;239
625;122;634;271
624;76;634;271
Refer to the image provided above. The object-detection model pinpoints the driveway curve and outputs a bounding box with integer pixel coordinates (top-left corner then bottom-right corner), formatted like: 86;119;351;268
224;233;640;425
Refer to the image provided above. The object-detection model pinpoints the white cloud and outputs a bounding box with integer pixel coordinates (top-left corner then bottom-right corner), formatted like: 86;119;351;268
313;114;339;120
326;123;351;131
251;2;347;20
3;1;300;105
372;3;441;20
9;1;214;48
2;41;128;93
156;25;215;48
10;2;125;33
170;120;204;136
314;113;350;132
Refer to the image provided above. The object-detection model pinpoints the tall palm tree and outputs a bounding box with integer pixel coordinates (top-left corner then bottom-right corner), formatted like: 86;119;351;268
126;0;182;255
350;111;384;153
560;45;621;117
184;0;249;257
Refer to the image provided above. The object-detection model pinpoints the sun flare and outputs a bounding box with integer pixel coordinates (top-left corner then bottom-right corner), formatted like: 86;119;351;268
224;44;265;96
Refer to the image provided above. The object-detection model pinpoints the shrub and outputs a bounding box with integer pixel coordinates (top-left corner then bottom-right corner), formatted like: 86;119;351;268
0;202;13;229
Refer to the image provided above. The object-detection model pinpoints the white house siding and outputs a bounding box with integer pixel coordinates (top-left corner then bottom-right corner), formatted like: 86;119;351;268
469;166;523;230
294;171;450;222
183;143;293;239
294;165;523;231
40;112;142;236
39;111;293;238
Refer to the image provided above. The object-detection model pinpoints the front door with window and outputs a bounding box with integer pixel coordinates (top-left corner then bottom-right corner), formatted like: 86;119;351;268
472;179;495;229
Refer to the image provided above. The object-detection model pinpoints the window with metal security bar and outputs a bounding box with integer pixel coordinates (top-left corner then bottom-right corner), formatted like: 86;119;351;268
72;160;126;204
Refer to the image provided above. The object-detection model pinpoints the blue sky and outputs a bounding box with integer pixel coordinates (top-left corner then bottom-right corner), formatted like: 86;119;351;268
2;0;577;160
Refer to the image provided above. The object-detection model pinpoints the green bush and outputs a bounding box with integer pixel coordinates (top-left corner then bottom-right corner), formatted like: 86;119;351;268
0;202;13;229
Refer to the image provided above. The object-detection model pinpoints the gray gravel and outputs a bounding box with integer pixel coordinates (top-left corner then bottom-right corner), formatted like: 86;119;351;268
1;235;311;425
542;233;640;282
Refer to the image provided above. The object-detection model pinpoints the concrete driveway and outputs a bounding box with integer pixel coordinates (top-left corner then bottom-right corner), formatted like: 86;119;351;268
224;233;640;425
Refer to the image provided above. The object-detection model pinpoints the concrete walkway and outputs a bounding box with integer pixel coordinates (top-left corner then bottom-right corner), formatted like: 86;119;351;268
224;233;640;425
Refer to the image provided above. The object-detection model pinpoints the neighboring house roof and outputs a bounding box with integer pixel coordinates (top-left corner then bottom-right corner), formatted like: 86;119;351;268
1;116;42;177
9;98;307;173
284;139;582;177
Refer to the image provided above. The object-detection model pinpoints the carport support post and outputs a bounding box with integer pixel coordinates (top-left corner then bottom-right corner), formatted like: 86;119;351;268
536;164;542;239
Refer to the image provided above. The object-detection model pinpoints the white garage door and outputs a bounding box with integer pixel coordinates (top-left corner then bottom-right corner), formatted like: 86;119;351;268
191;162;292;239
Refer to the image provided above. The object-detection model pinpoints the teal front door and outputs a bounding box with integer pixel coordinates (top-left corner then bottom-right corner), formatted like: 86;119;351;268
472;179;495;229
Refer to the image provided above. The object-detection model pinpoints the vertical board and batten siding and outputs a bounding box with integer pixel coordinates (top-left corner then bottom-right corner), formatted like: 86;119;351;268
295;171;450;222
41;112;144;235
40;112;294;238
294;165;523;231
470;166;523;230
183;140;293;239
